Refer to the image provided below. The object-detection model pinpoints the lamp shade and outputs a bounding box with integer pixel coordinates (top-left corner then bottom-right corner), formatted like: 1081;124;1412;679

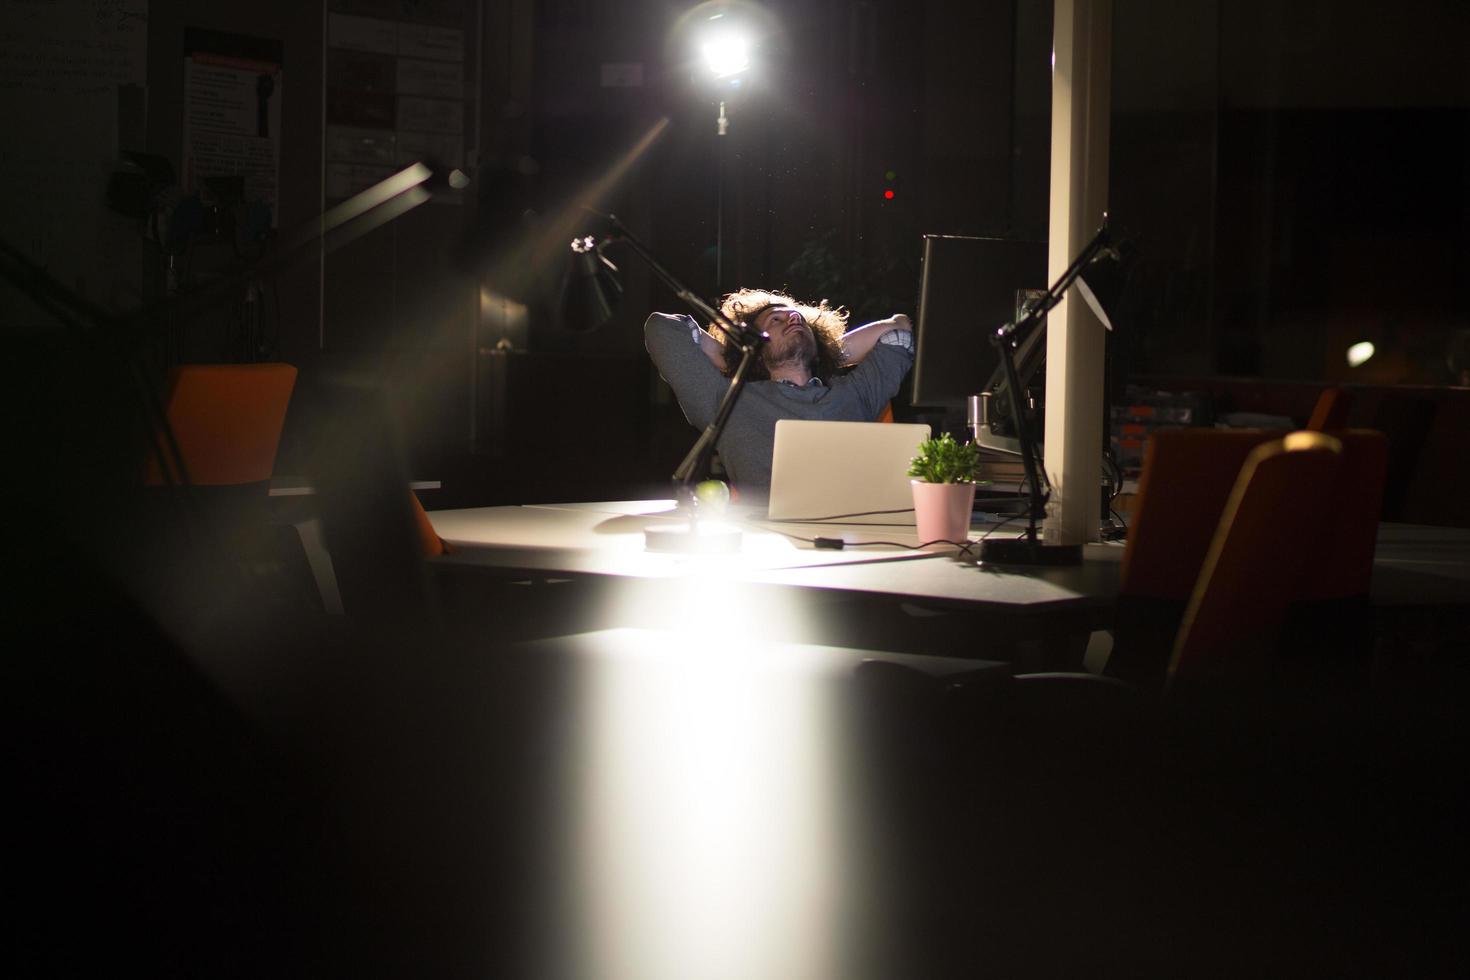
561;236;623;332
1074;244;1125;331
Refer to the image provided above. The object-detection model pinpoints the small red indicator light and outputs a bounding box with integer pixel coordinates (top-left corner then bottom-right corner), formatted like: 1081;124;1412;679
883;189;895;200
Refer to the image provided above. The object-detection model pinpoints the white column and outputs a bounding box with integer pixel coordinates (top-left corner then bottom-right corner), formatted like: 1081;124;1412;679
1043;0;1112;545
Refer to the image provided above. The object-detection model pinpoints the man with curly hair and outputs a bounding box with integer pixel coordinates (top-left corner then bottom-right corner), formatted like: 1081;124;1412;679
645;287;915;494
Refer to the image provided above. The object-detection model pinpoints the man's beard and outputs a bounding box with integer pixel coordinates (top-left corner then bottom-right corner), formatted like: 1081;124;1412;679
762;328;817;374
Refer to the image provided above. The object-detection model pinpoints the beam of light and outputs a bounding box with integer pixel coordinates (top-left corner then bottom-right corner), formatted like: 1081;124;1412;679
480;116;671;294
571;115;671;220
565;579;842;980
1347;341;1375;368
316;122;668;504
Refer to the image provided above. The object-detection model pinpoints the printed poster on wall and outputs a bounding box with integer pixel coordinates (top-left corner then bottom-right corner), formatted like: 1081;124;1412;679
325;9;465;203
183;42;283;224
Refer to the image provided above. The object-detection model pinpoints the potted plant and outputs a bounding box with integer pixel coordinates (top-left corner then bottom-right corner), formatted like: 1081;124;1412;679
907;432;981;543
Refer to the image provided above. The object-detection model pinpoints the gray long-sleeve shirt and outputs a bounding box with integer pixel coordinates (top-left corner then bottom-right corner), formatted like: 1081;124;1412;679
644;312;915;494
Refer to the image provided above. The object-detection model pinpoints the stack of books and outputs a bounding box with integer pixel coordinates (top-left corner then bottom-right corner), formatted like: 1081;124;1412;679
976;447;1028;491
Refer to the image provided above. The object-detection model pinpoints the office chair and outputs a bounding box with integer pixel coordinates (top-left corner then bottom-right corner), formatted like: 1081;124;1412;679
1276;428;1389;690
891;431;1339;724
1166;431;1344;694
1105;429;1280;686
1108;426;1383;688
1116;428;1280;602
1306;385;1354;432
134;362;321;619
142;363;298;488
411;490;453;557
1298;429;1388;601
306;375;439;626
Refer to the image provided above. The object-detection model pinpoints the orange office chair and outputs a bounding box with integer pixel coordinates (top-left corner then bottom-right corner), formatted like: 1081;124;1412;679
1166;431;1344;694
1299;429;1388;601
865;433;1350;760
142;363;298;487
1118;428;1280;601
875;402;895;424
1104;429;1280;684
410;490;453;557
1306;386;1354;432
1108;426;1386;688
135;362;318;617
1271;428;1389;687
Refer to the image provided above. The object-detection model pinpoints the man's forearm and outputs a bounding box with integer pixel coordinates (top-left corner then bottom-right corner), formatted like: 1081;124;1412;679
697;327;727;372
841;313;913;366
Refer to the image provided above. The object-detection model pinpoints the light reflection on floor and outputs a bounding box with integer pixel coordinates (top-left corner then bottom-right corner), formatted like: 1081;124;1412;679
568;580;844;980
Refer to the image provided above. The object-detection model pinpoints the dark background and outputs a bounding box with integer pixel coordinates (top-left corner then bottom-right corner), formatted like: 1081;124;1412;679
5;0;1468;505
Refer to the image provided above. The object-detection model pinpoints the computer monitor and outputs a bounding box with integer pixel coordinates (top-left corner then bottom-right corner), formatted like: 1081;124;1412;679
911;235;1047;409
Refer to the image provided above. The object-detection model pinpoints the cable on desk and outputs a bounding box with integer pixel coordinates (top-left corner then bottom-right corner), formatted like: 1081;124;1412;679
1101;507;1130;542
767;526;981;558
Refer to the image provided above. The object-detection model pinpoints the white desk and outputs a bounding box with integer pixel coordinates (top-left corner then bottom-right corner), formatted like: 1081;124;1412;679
429;500;1123;606
427;500;1124;664
433;499;939;573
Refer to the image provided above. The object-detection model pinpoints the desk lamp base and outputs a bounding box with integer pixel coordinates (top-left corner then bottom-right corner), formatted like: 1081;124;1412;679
978;537;1082;566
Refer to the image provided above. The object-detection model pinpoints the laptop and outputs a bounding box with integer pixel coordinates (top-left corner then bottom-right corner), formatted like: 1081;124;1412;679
766;420;932;524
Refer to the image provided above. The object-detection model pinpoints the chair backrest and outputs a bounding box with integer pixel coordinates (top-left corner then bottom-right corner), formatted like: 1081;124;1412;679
875;401;894;424
143;363;298;486
1166;431;1343;692
1299;428;1388;600
1120;428;1279;600
305;373;442;627
1306;386;1353;432
410;490;453;557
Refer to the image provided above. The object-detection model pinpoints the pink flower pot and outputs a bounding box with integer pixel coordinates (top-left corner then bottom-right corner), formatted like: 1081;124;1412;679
911;480;976;544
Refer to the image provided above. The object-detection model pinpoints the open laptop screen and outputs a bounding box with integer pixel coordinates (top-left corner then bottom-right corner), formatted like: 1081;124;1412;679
766;420;931;524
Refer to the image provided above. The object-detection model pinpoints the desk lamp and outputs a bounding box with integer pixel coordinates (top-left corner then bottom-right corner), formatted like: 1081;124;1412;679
978;216;1124;566
563;208;767;552
1;159;460;491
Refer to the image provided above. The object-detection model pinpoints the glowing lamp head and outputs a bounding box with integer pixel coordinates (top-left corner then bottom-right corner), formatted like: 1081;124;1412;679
1347;341;1375;368
701;26;751;77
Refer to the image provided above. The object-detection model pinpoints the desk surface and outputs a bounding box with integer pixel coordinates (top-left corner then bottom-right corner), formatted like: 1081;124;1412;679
430;500;1125;616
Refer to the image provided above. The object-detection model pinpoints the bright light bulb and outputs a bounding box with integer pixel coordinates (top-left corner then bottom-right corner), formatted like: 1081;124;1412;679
1346;341;1375;368
702;33;750;77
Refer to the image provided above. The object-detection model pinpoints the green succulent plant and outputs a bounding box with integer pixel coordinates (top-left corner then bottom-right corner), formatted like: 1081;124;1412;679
907;432;981;484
